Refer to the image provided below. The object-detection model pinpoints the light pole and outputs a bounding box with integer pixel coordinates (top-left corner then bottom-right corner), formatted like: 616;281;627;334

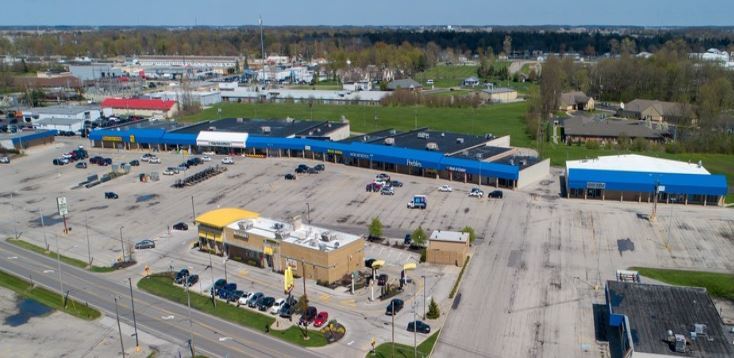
39;209;49;250
119;226;126;263
127;278;140;352
55;231;64;306
305;202;311;224
422;275;426;319
184;273;195;357
85;215;92;268
114;296;125;357
413;281;417;358
191;195;196;223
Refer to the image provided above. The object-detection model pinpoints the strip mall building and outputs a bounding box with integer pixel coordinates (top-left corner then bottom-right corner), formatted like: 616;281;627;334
195;208;364;285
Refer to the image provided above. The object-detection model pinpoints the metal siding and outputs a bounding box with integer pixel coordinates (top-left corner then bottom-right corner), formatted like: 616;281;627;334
11;130;57;145
161;132;197;146
567;168;727;196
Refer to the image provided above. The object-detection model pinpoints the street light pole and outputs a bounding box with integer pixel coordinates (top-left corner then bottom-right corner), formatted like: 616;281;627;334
55;231;64;307
422;275;426;320
191;195;196;223
184;273;195;357
127;278;140;352
85;215;92;268
391;300;395;358
305;202;311;224
413;282;417;358
119;226;126;263
39;209;48;250
114;296;125;357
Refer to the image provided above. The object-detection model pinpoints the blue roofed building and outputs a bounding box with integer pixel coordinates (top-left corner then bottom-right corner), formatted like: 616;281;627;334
565;154;727;206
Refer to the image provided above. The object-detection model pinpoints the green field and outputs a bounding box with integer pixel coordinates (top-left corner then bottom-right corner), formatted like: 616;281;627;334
0;269;101;320
138;273;328;347
631;267;734;303
414;65;478;88
183;102;532;148
8;238;116;272
367;330;440;358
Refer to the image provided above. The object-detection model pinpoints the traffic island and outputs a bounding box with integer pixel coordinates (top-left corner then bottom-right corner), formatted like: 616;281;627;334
137;273;331;347
367;330;440;358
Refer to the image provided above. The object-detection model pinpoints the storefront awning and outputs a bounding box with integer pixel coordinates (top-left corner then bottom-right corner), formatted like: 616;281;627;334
196;131;248;148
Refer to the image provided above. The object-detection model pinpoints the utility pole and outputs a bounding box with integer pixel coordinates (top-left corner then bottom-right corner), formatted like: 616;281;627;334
184;273;195;357
55;231;64;307
128;278;140;352
114;296;125;357
119;226;126;263
190;196;196;223
413;282;417;358
422;275;426;320
39;208;49;250
391;300;395;358
85;215;92;268
305;202;311;224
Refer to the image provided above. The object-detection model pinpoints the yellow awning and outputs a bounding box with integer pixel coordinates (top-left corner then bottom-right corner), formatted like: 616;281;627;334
264;246;274;255
195;208;260;229
199;232;223;243
371;260;385;269
403;262;416;271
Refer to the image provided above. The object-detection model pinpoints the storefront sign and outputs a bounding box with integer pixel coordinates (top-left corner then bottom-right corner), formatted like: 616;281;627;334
406;159;422;167
447;166;467;173
129;135;136;143
304;145;311;151
102;136;122;142
586;182;606;190
56;197;68;216
327;149;343;155
350;152;370;160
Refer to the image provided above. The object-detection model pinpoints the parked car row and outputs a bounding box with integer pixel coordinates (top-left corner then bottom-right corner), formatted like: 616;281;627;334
174;269;199;287
384;298;431;333
53;147;89;166
366;173;403;195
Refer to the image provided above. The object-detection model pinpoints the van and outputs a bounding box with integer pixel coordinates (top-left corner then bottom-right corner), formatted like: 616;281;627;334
407;195;427;209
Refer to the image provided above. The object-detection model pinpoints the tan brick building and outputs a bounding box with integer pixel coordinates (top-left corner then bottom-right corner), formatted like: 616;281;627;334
196;208;364;284
426;230;469;266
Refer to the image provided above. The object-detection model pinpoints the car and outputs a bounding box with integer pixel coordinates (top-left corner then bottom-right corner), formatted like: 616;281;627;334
104;192;119;199
211;279;227;295
313;164;325;171
163;169;175;175
129;160;140;166
258;296;276;311
307;167;319;174
378;273;388;286
407;195;427;209
299;306;317;325
201;155;211;162
184;274;199;287
438;185;453;192
295;166;308;174
297;164;309;171
284;173;296;180
270;298;286;314
389;180;403;187
227;290;244;303
61;153;72;159
238;292;253;306
407;320;431;334
313;311;329;327
219;283;237;299
89;156;104;164
75;162;87;169
202;151;215;156
175;269;190;284
134;239;155;249
404;234;412;245
141;153;153;161
468;187;484;198
366;182;383;192
489;190;503;199
0;156;9;164
247;292;264;307
376;173;391;182
386;298;404;315
279;302;294;318
221;156;234;164
173;222;189;231
166;167;180;174
380;186;395;195
177;164;188;172
148;156;160;164
374;178;387;186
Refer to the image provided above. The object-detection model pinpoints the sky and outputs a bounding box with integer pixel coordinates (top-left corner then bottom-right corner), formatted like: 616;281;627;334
5;0;734;27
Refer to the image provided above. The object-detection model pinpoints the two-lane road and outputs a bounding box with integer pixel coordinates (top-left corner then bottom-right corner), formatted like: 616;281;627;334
0;240;321;358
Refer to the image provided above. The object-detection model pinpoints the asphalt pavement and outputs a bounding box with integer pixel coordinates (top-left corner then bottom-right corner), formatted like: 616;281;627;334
0;240;321;358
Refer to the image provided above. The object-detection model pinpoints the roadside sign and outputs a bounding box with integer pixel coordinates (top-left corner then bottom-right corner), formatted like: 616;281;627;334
56;197;68;216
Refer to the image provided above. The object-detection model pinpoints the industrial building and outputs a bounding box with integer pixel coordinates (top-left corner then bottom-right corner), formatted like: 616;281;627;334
426;230;470;266
34;117;85;133
218;86;390;105
604;281;734;358
147;90;222;107
88;118;550;189
565;155;727;206
69;63;124;81
195;208;364;284
101;98;178;118
480;87;518;103
0;129;56;150
23;104;101;124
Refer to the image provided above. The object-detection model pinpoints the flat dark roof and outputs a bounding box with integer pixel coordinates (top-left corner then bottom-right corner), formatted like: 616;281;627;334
110;119;184;131
449;146;513;161
171;118;322;137
492;155;541;169
340;129;404;143
380;130;493;154
295;121;348;138
608;281;734;357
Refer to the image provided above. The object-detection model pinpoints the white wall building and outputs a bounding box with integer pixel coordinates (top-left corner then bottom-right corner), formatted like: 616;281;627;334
23;104;100;124
35;117;85;133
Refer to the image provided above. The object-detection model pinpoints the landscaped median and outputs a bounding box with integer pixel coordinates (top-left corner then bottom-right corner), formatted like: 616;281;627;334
7;238;116;273
631;267;734;302
0;268;101;320
367;330;440;358
137;273;333;347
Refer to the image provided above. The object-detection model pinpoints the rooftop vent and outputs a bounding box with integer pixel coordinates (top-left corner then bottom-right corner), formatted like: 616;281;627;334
384;137;395;145
273;223;284;230
417;132;429;139
456;137;464;144
261;126;271;134
674;334;686;353
236;118;243;123
333;241;340;249
320;231;331;242
318;243;327;251
426;142;439;151
209;126;217;131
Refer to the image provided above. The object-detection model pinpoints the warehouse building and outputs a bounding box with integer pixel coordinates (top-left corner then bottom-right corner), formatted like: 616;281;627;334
604;281;734;358
195;208;364;285
23;104;101;124
35;117;85;133
0;129;56;150
565;155;727;206
101;98;178;118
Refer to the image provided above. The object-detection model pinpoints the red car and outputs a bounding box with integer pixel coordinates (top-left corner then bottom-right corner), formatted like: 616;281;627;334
313;311;329;327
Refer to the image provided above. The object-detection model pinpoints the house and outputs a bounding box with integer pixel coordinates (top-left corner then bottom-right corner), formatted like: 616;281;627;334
619;99;690;123
426;230;469;266
342;81;372;91
462;76;481;87
386;78;422;91
559;91;595;111
562;115;666;144
101;98;178;118
480;87;518;103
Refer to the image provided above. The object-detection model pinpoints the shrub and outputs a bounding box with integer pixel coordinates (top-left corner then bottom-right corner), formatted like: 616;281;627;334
420;248;426;263
412;226;427;247
426;298;440;319
585;140;600;149
368;217;383;238
461;226;476;245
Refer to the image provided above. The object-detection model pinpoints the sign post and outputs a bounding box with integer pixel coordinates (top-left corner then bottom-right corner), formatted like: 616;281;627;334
56;197;69;234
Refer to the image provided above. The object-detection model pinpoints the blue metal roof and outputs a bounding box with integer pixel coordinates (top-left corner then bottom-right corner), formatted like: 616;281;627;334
441;156;519;180
347;142;445;169
567;168;728;196
161;132;197;146
88;128;165;144
11;130;57;145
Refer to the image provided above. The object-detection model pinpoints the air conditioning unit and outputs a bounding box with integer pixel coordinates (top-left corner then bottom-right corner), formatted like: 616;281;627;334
426;142;439;151
321;231;331;241
417;132;429;139
333;241;340;248
261;126;271;134
209;126;216;131
456;137;464;144
384;138;395;145
318;243;327;251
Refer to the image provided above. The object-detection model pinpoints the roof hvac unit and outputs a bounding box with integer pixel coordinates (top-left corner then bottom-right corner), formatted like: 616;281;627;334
237;221;253;230
417;132;429;139
272;223;284;230
384;137;395;145
674;335;686;353
333;241;340;249
261;126;271;134
309;240;317;247
320;231;331;242
209;126;217;131
426;142;439;151
456;137;464;144
236;118;244;123
318;243;327;251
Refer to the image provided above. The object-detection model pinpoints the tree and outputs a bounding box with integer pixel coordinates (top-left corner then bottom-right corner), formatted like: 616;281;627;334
368;217;383;238
426;298;440;319
502;35;512;57
412;226;427;247
295;294;308;315
461;226;476;245
539;56;565;121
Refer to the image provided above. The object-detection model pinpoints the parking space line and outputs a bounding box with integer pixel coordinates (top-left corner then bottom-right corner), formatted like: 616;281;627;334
319;293;331;302
339;299;357;308
238;269;248;277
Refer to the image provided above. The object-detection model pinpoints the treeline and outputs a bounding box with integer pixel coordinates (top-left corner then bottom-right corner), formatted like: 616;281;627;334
379;89;482;108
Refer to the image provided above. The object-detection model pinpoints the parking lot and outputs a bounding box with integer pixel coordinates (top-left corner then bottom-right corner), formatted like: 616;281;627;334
2;138;733;357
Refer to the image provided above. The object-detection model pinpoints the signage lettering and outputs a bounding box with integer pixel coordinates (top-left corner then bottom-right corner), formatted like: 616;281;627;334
406;159;422;167
447;166;466;173
327;149;343;155
102;136;122;142
586;182;606;190
350;152;370;160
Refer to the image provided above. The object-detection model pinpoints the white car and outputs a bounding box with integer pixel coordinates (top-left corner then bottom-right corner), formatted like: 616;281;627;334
438;185;453;192
163;169;175;175
270;298;286;314
238;292;253;306
148;156;160;164
61;153;72;159
201;155;211;162
222;156;234;165
202;151;215;156
468;187;484;198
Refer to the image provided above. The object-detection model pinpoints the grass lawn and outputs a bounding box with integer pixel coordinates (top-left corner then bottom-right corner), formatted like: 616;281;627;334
182;101;532;148
7;238;115;273
414;65;478;88
137;273;329;347
368;330;440;358
630;267;734;303
0;269;101;320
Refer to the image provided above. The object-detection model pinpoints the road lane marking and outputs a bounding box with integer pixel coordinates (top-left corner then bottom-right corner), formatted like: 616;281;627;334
43;269;54;273
7;256;18;260
161;315;175;320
